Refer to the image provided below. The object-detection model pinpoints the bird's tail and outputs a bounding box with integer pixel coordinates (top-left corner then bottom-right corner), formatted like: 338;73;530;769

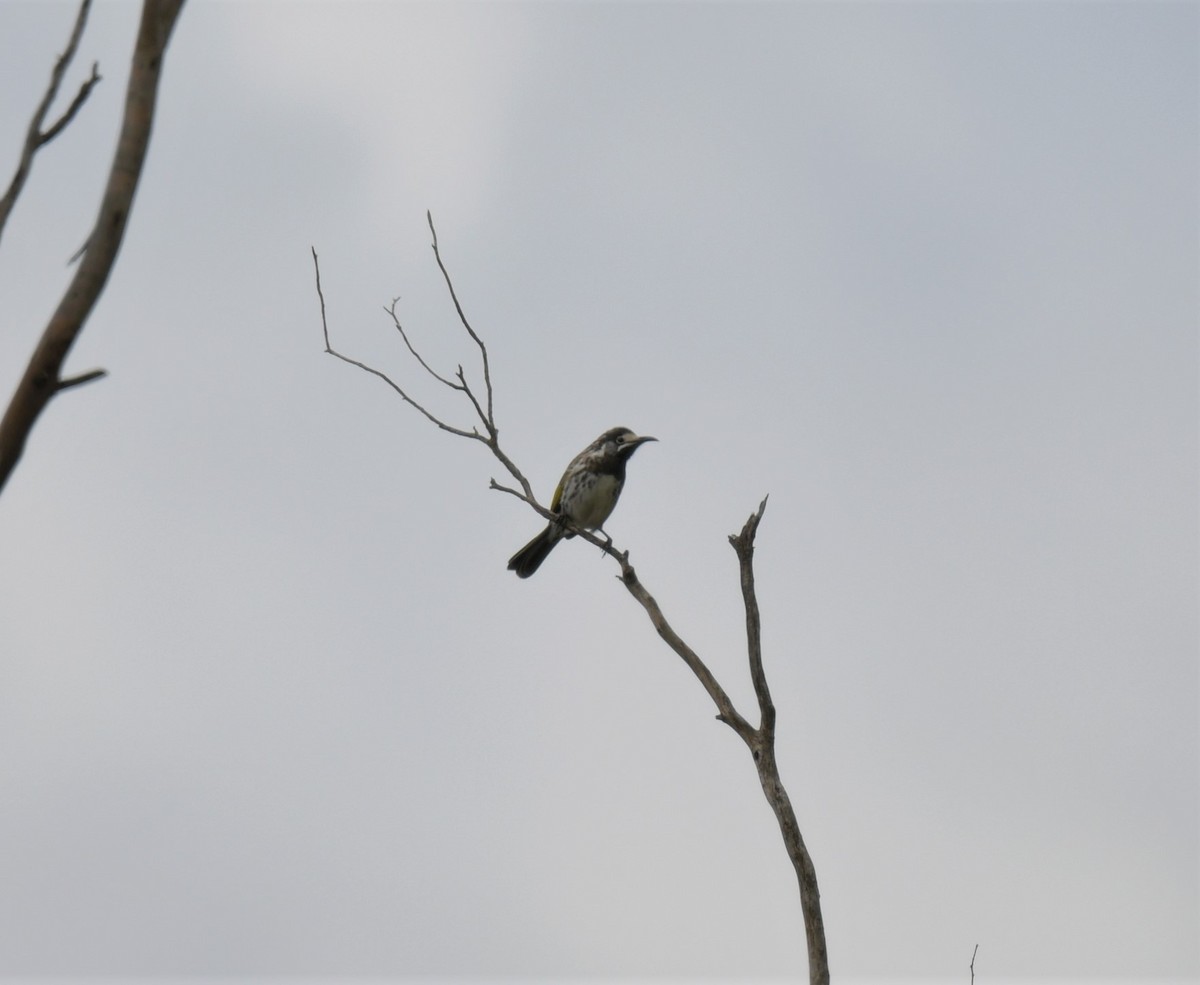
507;524;563;578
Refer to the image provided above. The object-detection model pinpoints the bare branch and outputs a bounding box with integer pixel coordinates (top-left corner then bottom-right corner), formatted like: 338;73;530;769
39;62;102;146
486;442;536;503
719;496;829;982
0;0;188;498
731;495;775;732
754;737;829;985
312;239;539;503
454;363;491;433
312;245;332;351
428;210;495;427
616;559;756;742
385;298;463;391
0;0;100;245
312;248;486;444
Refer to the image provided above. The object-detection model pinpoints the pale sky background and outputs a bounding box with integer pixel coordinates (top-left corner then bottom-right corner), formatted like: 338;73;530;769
0;0;1196;981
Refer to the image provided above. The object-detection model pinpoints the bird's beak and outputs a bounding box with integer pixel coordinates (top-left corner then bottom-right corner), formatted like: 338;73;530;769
629;435;657;447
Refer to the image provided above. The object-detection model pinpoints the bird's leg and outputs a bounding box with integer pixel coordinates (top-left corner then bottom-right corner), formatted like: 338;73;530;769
594;527;613;554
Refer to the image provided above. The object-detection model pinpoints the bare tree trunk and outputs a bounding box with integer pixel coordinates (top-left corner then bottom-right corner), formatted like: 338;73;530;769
0;0;187;497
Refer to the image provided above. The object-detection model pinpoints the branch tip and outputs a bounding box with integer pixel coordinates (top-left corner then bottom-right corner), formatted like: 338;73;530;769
56;368;107;392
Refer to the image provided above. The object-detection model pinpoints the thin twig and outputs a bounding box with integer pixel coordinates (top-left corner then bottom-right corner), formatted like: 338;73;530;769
454;363;492;435
427;210;494;428
56;368;107;391
312;245;332;351
39;62;101;145
386;298;462;391
312;248;486;444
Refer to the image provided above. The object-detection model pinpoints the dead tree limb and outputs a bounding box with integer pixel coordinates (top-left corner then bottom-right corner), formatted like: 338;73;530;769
312;214;830;985
0;0;187;498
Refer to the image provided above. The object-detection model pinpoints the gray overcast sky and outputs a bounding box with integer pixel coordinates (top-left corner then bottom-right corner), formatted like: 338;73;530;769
0;0;1196;980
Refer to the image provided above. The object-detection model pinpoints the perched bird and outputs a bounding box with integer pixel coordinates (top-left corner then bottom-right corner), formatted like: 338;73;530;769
507;426;657;578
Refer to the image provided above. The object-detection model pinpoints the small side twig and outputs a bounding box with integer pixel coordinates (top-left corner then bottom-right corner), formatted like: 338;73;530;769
39;61;101;146
970;943;979;984
56;368;107;392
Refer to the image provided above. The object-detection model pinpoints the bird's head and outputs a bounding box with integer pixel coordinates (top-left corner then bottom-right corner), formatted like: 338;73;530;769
594;426;657;461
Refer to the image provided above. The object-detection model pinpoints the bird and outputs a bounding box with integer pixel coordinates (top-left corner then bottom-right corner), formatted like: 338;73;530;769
507;426;657;578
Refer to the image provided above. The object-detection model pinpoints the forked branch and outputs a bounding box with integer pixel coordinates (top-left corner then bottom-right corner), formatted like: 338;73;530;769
0;0;101;245
311;218;829;985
